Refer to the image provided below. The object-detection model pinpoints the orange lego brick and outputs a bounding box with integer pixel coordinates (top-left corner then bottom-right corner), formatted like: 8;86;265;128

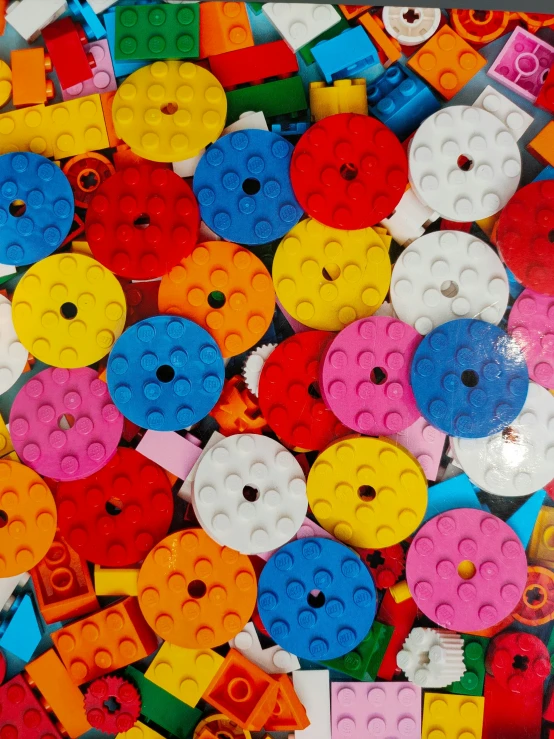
407;24;486;100
199;2;254;58
11;48;54;107
203;649;280;731
100;90;122;148
450;9;516;47
358;12;401;65
339;4;370;20
265;674;310;732
30;529;98;624
26;648;91;738
52;596;158;685
527;121;554;167
210;375;268;435
0;0;6;36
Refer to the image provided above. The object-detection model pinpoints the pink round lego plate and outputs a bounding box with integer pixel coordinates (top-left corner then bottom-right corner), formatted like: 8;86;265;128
508;288;554;389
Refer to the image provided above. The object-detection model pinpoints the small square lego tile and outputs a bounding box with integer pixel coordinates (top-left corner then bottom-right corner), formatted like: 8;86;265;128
115;3;199;61
423;693;484;739
262;3;341;53
472;84;533;141
527;120;554;167
407;24;486;100
62;40;117;100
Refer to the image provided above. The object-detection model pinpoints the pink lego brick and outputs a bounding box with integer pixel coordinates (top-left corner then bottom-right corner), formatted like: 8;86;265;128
135;429;202;481
62;40;117;101
487;26;554;102
331;682;422;739
257;516;337;561
386;415;446;481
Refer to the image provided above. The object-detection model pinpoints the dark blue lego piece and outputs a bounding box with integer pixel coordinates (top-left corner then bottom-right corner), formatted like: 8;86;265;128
107;315;224;431
257;537;376;661
367;63;441;140
311;26;380;84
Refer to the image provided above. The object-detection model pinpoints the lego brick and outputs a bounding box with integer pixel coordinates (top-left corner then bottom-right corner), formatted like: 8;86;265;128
537;63;554;113
528;120;554;166
367;62;440;140
0;573;29;612
115;3;199;61
312;26;380;83
94;565;139;596
298;15;350;66
87;0;117;12
377;590;418;680
323;620;394;681
68;0;106;39
338;4;369;20
450;8;514;47
473;84;534;141
265;674;309;731
116;721;165;739
136;430;202;480
445;635;489;696
0;410;15;460
0;675;63;738
262;3;341;53
408;24;486;100
0;59;10;107
292;670;331;739
310;79;368;121
0;592;41;662
423;693;484;739
423;472;484;523
104;9;146;78
145;641;224;707
225;75;307;123
26;648;92;738
50;93;110;158
0;104;54;157
199;1;253;58
62;39;117;100
387;415;446;482
528;505;554;566
42;16;96;90
124;666;202;739
383;6;442;45
52;597;158;685
506;489;545;548
6;0;67;43
358;11;402;65
31;529;98;624
208;40;298;90
178;430;225;501
229;622;300;675
380;186;439;246
488;26;554;102
11;48;54;107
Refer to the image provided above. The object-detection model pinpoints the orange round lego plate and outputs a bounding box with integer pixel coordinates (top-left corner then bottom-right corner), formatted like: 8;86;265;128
0;460;57;577
137;528;257;648
159;241;275;358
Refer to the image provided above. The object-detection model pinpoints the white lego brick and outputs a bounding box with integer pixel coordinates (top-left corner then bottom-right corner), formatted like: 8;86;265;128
6;0;67;42
223;111;269;135
0;264;16;279
178;430;224;502
292;670;331;739
262;3;341;52
229;622;300;675
172;151;204;178
85;0;117;12
380;187;439;246
473;85;533;142
0;573;29;612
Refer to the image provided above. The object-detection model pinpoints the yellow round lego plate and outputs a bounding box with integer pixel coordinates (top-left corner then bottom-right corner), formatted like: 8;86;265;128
272;218;391;331
113;61;227;163
0;61;12;109
307;436;427;548
12;253;126;368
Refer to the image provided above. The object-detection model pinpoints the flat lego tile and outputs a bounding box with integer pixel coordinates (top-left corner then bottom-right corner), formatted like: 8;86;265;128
488;26;554;102
423;693;484;739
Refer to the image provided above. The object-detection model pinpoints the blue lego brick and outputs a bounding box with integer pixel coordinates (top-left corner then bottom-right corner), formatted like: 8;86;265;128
423;473;485;524
367;63;441;141
68;0;106;38
506;489;546;548
0;593;42;662
104;10;146;77
271;122;309;137
533;164;554;182
311;26;380;84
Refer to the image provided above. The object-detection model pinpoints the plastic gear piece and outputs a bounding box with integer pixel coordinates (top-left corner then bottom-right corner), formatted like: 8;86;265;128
62;152;115;209
242;343;277;396
397;627;466;688
84;675;141;734
382;6;441;45
514;566;554;626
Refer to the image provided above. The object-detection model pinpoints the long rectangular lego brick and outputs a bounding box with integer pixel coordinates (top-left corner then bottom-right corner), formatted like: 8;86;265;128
226;76;307;123
209;40;298;90
292;670;331;739
49;93;110;159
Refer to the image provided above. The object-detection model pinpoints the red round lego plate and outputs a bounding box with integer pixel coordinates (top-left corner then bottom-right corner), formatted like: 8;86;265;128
290;113;408;230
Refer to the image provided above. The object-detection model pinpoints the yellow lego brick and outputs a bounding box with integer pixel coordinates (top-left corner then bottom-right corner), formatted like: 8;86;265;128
475;213;500;240
527;506;554;568
145;642;224;707
94;565;139;596
0;411;14;460
116;720;165;739
0;104;54;157
310;79;368;122
423;693;484;739
389;580;411;603
49;94;109;159
70;240;93;257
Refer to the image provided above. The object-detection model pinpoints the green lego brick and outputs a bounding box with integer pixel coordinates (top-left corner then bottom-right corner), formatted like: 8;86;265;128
247;2;264;14
445;635;489;696
115;4;199;61
226;76;307;124
322;621;393;681
124;665;201;738
299;16;350;66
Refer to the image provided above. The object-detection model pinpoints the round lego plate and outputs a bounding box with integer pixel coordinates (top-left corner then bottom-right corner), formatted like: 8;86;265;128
410;318;529;437
487;632;550;693
307;436;428;549
257;537;377;661
159;240;275;357
56;447;173;566
84;676;141;734
0;152;74;265
320;316;421;436
508;288;554;388
12;253;127;369
406;508;527;631
497;181;554;295
408;105;521;221
193;130;302;246
107;315;224;431
272;218;391;331
391;230;509;335
86;164;199;280
113;61;227;163
258;331;348;451
514;566;554;626
382;6;441;44
0;460;57;577
193;434;307;554
0;294;29;395
290;113;408;230
453;382;554;497
137;528;257;648
62;152;115;209
193;714;251;739
0;61;11;108
9;367;124;482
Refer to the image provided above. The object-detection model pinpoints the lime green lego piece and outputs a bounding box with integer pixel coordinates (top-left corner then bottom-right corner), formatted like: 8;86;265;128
226;76;307;123
124;666;201;739
322;621;393;681
445;635;489;696
115;4;199;61
299;16;350;66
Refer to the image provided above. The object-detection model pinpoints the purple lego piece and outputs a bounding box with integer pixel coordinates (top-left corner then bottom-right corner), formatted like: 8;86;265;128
62;40;117;101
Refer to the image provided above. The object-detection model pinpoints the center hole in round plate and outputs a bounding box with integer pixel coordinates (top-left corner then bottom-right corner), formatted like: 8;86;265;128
9;199;26;217
242;485;260;502
242;178;260;195
307;590;326;608
0;511;7;529
133;213;150;229
322;263;341;281
512;654;529;671
370;367;387;385
440;280;459;298
60;302;78;320
308;381;321;399
161;101;178;115
403;8;420;22
358;485;376;502
461;369;479;387
471;9;492;22
188;579;207;598
79;170;99;192
457;560;476;580
58;414;75;430
104;697;121;714
457;154;474;172
156;365;175;383
340;162;358;181
105;497;123;516
208;291;226;309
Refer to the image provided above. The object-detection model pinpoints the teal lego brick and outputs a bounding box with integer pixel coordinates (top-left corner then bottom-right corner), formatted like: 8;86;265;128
115;3;199;61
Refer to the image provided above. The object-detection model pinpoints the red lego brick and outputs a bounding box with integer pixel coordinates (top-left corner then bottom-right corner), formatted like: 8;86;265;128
537;64;554;113
0;675;63;739
208;40;298;90
42;17;96;90
265;674;310;732
84;675;141;734
483;674;543;739
30;529;98;624
355;544;406;590
376;589;417;680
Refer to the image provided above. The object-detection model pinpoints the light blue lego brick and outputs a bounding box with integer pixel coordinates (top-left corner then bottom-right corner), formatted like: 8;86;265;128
533;165;554;182
367;63;441;141
104;11;146;77
0;593;42;663
271;122;309;137
423;473;485;524
312;26;379;84
506;489;546;548
68;0;106;38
